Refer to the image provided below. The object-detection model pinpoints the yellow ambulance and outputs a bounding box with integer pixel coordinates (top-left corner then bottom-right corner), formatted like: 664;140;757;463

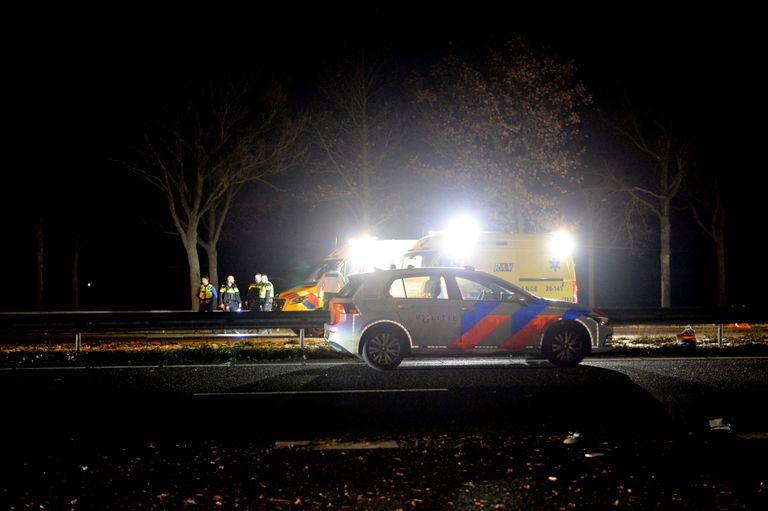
400;231;579;303
275;238;417;311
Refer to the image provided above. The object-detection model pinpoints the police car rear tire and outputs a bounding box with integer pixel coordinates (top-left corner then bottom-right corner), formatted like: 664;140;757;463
361;327;406;370
543;322;588;367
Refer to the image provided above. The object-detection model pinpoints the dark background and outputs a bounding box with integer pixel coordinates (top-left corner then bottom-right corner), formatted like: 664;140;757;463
3;6;763;311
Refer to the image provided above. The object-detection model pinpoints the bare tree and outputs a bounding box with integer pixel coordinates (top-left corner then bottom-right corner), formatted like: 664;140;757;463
573;170;617;308
311;58;408;233
688;173;727;306
196;91;306;288
130;82;303;308
612;109;690;308
413;39;591;232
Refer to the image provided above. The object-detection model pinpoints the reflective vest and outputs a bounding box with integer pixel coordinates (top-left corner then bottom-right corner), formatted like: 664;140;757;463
220;284;241;308
198;284;215;300
259;280;274;299
220;285;240;295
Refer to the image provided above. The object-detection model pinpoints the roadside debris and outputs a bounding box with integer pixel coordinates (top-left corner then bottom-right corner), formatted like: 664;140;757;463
709;418;731;432
676;325;697;347
563;432;581;445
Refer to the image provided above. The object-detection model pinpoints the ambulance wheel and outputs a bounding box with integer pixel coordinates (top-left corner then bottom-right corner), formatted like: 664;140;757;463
543;322;588;367
361;327;407;370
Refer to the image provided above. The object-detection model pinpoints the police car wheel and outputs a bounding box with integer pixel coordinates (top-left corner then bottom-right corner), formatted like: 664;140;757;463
361;328;406;370
543;323;587;367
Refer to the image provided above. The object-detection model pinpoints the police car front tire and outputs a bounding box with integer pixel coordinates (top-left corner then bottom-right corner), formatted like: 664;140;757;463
543;322;588;367
361;328;406;370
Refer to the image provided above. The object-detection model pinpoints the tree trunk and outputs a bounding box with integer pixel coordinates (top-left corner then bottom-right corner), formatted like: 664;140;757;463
659;201;671;308
35;217;44;312
185;237;201;311
208;248;220;295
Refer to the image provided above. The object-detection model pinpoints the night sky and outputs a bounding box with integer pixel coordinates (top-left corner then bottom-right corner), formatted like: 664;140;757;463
4;7;764;311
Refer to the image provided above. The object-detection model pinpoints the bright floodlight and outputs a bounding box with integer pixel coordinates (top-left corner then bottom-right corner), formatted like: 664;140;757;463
443;215;480;259
550;231;575;259
445;215;479;235
348;236;378;261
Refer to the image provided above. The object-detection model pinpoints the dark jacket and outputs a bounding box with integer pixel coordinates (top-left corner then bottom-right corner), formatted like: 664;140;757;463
219;283;242;311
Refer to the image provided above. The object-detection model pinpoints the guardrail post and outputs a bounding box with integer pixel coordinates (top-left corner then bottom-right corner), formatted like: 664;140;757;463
299;328;306;359
717;323;724;347
75;332;82;352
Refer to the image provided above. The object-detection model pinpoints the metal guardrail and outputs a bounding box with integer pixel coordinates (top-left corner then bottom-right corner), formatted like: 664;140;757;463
0;307;761;351
600;307;761;326
0;310;328;351
0;310;328;333
0;308;761;333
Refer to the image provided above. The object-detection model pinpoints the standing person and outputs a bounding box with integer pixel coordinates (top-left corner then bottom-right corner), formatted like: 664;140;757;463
260;274;275;311
218;275;242;312
197;276;217;312
246;273;263;311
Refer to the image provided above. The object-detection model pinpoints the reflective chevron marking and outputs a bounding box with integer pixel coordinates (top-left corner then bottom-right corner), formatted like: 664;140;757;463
452;300;588;350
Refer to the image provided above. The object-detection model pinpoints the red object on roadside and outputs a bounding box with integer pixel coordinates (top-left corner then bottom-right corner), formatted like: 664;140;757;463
676;325;696;342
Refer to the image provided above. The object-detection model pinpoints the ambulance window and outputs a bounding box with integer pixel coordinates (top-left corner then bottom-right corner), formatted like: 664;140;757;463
308;260;342;282
306;263;325;282
340;259;354;278
434;254;461;267
400;255;416;268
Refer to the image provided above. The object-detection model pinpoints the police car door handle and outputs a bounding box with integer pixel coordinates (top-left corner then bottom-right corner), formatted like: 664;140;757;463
461;306;474;311
396;304;408;309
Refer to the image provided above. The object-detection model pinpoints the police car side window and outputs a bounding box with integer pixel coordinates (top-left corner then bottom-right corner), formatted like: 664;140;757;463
389;279;407;298
388;276;447;299
456;276;508;301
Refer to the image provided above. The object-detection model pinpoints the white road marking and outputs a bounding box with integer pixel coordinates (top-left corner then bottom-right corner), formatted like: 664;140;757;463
194;388;449;397
274;439;400;450
735;432;768;440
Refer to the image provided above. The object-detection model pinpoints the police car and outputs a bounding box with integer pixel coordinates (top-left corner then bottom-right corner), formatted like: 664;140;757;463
323;267;612;370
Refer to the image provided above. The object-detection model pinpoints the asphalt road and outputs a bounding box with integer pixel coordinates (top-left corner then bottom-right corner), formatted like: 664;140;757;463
2;356;767;509
3;356;767;434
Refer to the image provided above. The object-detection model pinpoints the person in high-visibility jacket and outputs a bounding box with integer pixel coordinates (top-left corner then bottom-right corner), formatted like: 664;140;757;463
197;276;218;312
218;275;242;312
246;273;263;311
260;274;275;311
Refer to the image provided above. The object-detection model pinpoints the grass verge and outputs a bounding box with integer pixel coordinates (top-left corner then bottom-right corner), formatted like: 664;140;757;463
1;329;767;368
